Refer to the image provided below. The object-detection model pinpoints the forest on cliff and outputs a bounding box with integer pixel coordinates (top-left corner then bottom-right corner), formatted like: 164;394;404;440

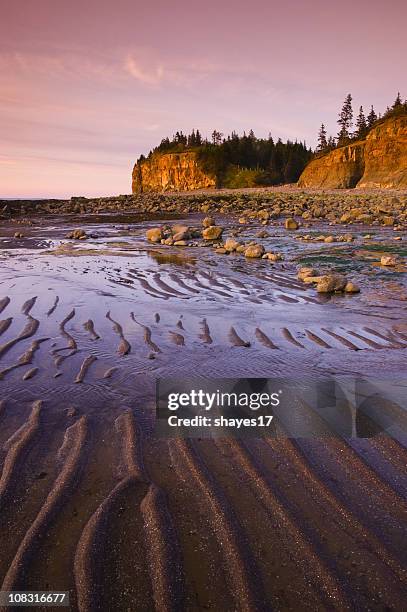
138;131;312;188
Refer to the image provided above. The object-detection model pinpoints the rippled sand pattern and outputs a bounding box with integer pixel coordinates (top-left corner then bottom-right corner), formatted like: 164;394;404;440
0;213;406;610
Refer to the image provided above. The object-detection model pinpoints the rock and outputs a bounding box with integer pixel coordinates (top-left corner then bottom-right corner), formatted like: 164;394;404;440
172;229;190;241
297;267;318;281
345;282;360;293
14;232;24;238
316;274;347;293
264;252;283;261
146;227;163;243
303;275;324;284
238;217;247;224
173;240;187;246
285;218;299;230
202;226;223;240
244;244;265;258
202;216;215;228
236;244;246;253
380;255;399;266
381;216;394;226
215;248;228;254
67;228;87;240
224;238;241;252
324;236;335;243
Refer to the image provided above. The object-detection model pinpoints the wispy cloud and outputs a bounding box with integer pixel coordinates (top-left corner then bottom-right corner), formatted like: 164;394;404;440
124;55;165;85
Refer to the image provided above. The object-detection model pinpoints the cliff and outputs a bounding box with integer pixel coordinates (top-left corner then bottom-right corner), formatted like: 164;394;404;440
297;141;365;189
358;115;407;188
298;115;407;189
132;151;215;193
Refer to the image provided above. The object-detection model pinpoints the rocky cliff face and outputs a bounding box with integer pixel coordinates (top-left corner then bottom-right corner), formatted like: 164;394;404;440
132;151;215;193
298;115;407;189
358;115;407;188
297;142;365;189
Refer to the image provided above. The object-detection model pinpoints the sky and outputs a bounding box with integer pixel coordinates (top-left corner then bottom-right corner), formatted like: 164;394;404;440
1;0;406;198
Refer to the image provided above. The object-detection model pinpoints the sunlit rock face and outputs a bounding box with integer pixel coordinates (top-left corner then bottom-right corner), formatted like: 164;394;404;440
358;115;407;189
132;151;215;193
298;115;407;190
297;142;365;189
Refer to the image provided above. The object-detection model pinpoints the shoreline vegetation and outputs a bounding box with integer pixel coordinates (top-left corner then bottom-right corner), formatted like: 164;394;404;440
134;94;406;190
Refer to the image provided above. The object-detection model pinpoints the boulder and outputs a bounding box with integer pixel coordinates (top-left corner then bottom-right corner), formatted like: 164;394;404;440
316;274;347;293
146;227;163;243
224;238;241;252
202;226;223;240
172;228;190;241
380;255;399;266
297;267;318;281
345;281;360;293
67;228;87;240
285;218;299;230
202;216;215;228
264;252;283;261
244;244;265;258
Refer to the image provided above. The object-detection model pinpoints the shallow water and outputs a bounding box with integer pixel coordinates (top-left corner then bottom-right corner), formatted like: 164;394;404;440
0;212;406;610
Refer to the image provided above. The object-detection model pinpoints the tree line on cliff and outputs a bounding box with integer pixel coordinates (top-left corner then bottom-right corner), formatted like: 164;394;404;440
316;92;407;154
138;131;312;188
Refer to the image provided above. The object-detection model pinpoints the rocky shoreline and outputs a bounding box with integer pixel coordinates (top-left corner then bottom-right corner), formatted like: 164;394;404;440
1;187;407;222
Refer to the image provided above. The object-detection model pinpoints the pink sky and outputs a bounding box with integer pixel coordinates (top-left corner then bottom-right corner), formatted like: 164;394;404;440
1;0;406;198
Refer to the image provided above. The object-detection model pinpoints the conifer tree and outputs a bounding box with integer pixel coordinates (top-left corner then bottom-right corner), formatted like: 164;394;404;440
392;92;402;108
355;106;367;139
366;105;378;129
317;123;328;151
327;135;336;150
337;94;353;145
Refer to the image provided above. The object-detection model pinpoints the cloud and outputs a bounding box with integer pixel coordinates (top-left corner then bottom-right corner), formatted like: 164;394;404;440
124;56;164;85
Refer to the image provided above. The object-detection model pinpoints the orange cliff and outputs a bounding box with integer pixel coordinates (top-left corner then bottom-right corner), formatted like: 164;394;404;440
132;151;215;193
298;115;407;189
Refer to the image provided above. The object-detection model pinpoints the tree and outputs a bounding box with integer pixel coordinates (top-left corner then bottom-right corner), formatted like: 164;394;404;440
317;123;328;152
327;135;336;150
337;93;353;145
392;92;402;109
355;106;367;139
366;105;377;129
211;130;223;145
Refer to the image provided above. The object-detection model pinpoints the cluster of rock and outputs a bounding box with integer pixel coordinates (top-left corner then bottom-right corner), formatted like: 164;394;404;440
297;268;360;294
1;189;406;227
146;218;283;261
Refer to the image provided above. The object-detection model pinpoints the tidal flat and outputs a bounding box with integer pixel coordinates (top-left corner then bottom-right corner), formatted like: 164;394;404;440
0;189;406;610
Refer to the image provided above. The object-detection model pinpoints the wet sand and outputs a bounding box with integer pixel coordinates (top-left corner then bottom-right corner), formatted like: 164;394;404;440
0;209;406;611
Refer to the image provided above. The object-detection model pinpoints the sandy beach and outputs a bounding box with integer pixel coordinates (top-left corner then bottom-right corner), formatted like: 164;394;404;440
0;199;406;610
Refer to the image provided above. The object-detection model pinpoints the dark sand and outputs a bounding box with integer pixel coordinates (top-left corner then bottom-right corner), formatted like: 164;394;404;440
0;209;406;611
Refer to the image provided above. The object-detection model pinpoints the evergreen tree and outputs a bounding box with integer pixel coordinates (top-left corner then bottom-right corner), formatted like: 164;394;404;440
392;92;402;109
337;93;353;145
327;135;336;150
211;130;223;145
317;123;328;152
355;106;367;139
366;105;377;129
